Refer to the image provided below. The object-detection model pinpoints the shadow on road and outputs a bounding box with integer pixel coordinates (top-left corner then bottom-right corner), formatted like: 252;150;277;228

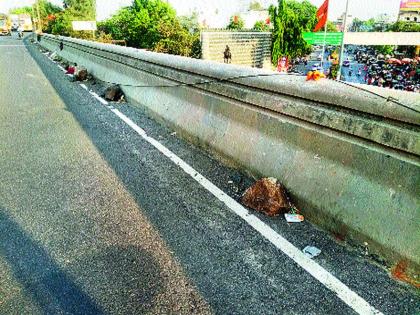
0;209;104;314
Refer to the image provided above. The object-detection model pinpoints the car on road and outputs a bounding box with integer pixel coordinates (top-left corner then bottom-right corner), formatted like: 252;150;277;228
0;14;11;36
343;60;351;67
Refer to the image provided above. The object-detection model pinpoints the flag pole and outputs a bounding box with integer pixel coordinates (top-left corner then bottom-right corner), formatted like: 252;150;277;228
321;1;329;69
337;0;350;81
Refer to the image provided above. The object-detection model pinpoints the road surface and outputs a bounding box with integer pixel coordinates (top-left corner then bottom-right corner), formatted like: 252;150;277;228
0;35;419;314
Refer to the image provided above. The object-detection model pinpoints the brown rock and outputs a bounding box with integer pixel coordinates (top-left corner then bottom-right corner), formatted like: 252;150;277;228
104;85;123;101
75;67;88;81
242;178;290;217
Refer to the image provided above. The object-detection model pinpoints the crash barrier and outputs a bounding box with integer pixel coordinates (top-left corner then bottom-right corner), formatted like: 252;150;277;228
200;31;272;69
38;34;420;273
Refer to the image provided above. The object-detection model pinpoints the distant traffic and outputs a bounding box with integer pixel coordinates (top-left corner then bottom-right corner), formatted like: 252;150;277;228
0;13;32;36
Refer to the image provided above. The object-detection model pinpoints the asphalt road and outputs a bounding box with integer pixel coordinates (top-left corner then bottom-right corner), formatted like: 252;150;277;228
0;35;419;315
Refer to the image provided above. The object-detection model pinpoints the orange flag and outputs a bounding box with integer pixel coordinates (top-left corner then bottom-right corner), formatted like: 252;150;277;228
313;0;329;32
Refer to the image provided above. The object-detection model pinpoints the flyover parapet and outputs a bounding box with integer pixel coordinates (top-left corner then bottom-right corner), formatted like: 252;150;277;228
39;34;420;273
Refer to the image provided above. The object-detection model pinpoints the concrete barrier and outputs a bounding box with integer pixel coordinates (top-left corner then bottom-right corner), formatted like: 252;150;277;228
38;34;420;272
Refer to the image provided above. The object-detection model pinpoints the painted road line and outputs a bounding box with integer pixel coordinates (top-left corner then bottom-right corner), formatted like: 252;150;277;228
0;45;25;47
75;68;384;312
79;83;383;315
89;91;109;105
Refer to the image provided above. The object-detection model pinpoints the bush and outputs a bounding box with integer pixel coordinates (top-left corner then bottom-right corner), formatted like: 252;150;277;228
254;20;270;31
227;15;245;30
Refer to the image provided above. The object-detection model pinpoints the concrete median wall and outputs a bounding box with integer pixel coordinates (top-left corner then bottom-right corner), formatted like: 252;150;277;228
38;34;420;272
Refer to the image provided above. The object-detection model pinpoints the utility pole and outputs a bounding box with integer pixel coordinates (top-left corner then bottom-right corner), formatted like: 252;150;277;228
36;0;42;33
320;1;329;70
337;0;349;81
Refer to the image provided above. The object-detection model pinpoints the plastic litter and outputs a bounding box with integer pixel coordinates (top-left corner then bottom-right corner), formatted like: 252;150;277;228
303;246;321;258
285;213;304;223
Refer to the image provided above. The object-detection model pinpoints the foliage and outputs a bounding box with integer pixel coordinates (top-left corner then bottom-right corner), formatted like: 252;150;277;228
286;0;317;30
96;31;114;43
63;0;95;20
9;7;33;15
375;45;394;55
98;0;201;58
254;20;270;31
50;11;71;35
329;63;339;79
382;21;420;57
179;11;201;34
269;0;316;64
326;21;338;32
350;17;376;32
227;15;245;30
44;0;94;36
388;21;420;32
249;1;264;11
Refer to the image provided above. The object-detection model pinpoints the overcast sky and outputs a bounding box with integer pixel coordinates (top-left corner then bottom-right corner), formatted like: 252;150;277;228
0;0;404;21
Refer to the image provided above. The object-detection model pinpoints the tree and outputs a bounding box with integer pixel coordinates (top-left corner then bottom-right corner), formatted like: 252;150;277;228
326;21;338;32
350;18;363;32
98;0;200;57
376;45;394;55
388;21;420;32
227;15;245;30
286;0;317;30
249;1;264;11
9;7;33;15
387;21;420;57
254;20;270;31
63;0;95;19
269;0;316;64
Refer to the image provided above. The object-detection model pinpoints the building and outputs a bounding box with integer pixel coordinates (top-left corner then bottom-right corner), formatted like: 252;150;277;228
334;12;354;32
398;0;420;22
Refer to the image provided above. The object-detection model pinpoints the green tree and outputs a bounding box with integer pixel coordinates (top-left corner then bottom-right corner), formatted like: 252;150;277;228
375;45;394;55
249;1;264;11
63;0;95;20
326;21;338;32
269;0;316;64
227;15;245;30
9;7;33;15
388;21;420;32
350;18;363;32
388;21;420;57
287;0;317;30
254;20;270;31
98;0;200;57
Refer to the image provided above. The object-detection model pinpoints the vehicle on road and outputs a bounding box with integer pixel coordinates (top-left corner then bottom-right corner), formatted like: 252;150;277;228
17;14;32;32
10;14;19;31
343;60;351;67
0;14;11;36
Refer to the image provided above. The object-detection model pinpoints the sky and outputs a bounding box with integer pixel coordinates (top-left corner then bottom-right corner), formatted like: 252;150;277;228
0;0;404;22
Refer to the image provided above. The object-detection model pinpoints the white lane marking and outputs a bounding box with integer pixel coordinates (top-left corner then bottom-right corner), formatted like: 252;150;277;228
90;91;109;105
0;45;25;47
76;82;383;314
